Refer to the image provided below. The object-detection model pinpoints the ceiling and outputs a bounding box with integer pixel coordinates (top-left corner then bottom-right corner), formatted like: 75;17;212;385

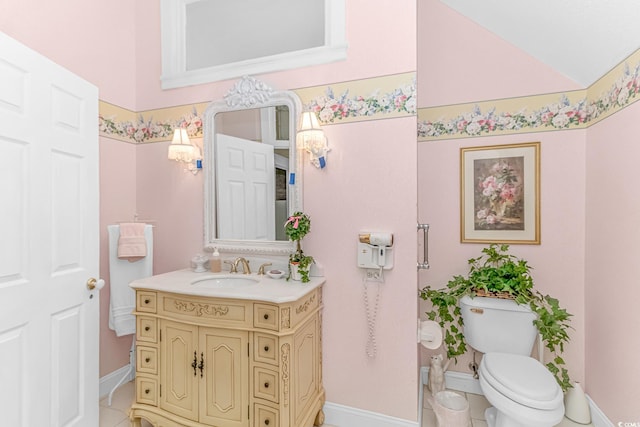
440;0;640;87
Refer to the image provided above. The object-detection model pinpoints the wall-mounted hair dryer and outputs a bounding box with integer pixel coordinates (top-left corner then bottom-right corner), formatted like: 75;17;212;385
357;232;394;269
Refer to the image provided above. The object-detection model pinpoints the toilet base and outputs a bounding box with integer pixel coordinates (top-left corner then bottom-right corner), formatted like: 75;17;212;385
486;406;534;427
485;406;564;427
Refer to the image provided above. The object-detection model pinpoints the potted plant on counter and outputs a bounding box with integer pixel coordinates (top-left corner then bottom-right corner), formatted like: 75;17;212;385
418;244;573;391
284;211;314;283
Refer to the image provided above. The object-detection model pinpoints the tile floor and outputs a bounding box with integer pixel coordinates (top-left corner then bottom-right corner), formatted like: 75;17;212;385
100;380;490;427
99;380;337;427
421;386;491;427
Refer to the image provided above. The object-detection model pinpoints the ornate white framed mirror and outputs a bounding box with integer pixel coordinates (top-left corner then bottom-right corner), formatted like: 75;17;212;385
203;76;303;255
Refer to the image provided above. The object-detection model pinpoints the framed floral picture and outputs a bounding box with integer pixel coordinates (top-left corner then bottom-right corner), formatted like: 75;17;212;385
461;142;540;244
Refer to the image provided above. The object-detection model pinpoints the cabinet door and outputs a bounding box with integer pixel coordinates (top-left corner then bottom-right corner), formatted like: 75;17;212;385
199;328;249;427
160;320;199;421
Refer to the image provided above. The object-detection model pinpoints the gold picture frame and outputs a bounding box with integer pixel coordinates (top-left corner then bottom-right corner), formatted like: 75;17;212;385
461;142;540;244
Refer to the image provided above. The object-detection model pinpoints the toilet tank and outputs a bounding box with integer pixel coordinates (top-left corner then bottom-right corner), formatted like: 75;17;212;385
459;295;538;356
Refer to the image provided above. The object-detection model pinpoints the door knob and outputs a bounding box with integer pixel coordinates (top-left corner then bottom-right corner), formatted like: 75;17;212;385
87;278;105;290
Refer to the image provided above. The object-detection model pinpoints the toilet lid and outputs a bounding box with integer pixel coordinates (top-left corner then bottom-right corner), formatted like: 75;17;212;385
480;353;563;410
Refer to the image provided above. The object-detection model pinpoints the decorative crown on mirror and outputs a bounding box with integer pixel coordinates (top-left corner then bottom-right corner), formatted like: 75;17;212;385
224;75;275;108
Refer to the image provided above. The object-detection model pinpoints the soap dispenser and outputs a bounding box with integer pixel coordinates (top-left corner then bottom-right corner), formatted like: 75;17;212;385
210;247;222;273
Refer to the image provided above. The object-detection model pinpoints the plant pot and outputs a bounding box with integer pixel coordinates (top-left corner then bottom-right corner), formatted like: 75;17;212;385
289;262;302;281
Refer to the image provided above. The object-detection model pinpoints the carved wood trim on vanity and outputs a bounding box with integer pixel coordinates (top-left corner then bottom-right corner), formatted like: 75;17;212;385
281;307;291;330
173;299;230;317
281;343;290;407
296;294;316;315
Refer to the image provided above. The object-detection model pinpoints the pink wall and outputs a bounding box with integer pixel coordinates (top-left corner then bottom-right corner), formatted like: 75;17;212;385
98;139;139;374
2;1;420;420
0;0;138;109
417;0;587;386
132;0;421;421
585;101;640;422
418;0;640;421
417;132;587;385
303;118;418;418
7;0;639;422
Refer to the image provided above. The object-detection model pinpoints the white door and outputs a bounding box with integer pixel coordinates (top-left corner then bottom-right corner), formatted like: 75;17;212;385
216;133;275;240
0;32;100;426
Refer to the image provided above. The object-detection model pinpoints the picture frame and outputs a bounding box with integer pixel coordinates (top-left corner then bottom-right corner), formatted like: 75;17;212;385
461;142;540;244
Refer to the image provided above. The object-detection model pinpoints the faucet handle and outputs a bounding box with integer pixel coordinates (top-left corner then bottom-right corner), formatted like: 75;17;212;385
224;260;237;273
258;263;272;275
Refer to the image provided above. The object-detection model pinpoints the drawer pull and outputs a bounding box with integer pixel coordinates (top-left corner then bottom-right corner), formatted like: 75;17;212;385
144;388;150;394
264;345;270;352
263;313;269;320
145;357;151;363
264;382;270;388
264;419;270;426
144;298;150;304
144;326;150;332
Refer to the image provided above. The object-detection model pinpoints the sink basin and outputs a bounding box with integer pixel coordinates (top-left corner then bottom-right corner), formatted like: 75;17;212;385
191;275;260;288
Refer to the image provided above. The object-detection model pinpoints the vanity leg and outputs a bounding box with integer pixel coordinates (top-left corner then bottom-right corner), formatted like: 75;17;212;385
314;409;325;426
128;413;142;427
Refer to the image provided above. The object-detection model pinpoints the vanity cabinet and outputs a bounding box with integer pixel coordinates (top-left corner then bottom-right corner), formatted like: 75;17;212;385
129;283;324;427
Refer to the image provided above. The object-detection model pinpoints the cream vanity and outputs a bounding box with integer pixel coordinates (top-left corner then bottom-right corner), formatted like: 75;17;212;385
128;269;325;427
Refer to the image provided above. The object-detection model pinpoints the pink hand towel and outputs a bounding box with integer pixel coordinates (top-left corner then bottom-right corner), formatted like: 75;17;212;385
117;223;147;260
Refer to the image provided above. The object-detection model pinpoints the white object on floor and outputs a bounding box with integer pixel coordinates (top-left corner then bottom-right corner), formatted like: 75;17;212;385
431;390;471;427
564;382;592;424
107;224;153;336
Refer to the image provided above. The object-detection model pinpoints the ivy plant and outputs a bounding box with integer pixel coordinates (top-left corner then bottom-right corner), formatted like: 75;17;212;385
418;244;573;391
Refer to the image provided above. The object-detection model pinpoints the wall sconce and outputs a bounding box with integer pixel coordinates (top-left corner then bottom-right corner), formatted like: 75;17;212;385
297;111;329;169
167;128;201;174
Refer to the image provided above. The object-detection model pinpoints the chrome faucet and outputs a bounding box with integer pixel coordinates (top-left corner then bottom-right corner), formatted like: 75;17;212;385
233;257;251;274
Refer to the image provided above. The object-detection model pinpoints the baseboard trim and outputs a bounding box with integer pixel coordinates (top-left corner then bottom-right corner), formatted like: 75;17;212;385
323;402;417;427
586;394;614;427
99;364;134;400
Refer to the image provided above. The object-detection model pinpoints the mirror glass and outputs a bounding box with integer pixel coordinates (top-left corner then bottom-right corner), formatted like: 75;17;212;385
203;76;303;255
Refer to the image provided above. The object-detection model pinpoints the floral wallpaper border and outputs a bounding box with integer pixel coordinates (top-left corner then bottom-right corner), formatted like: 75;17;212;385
296;72;416;125
98;72;417;144
418;48;640;141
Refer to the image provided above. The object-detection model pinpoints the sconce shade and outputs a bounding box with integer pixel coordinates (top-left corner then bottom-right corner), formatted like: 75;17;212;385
298;111;322;132
168;128;196;162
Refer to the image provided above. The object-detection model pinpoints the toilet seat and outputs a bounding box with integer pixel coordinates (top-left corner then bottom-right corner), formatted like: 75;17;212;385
480;353;563;410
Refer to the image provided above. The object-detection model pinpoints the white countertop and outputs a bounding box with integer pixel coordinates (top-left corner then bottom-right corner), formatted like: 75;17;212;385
129;269;324;304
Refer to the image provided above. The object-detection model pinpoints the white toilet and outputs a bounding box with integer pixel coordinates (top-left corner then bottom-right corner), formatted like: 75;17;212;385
460;296;565;427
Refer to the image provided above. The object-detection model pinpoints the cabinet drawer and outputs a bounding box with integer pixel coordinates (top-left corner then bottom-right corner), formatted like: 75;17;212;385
136;346;158;375
136;317;158;343
253;367;279;403
254;403;279;427
254;334;278;366
137;291;157;313
254;304;279;331
135;376;158;406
